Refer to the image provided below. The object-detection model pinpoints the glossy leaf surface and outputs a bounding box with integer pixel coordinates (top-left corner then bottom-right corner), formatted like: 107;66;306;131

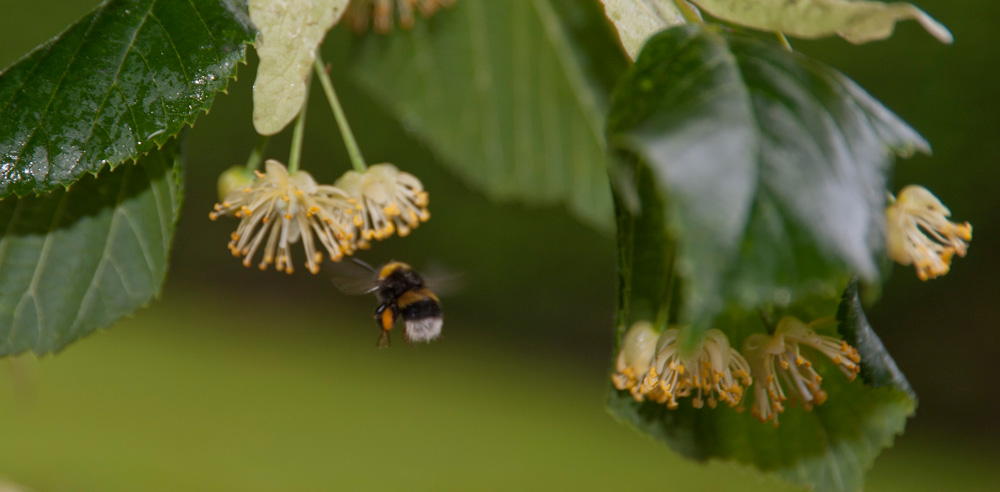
0;0;252;197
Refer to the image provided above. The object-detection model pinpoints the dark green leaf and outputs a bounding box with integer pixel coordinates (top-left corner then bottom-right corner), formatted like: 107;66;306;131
348;0;628;232
613;156;674;343
609;167;916;491
607;25;927;349
837;278;915;399
0;138;183;356
0;0;252;197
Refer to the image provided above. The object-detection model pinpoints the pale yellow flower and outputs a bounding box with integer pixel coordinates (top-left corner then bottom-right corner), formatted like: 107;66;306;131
210;160;356;274
335;163;430;248
638;328;752;409
612;325;751;410
346;0;456;34
886;185;972;280
743;317;860;426
611;321;659;401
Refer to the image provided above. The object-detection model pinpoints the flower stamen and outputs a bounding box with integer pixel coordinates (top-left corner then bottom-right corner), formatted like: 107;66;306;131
210;160;356;274
887;185;972;280
335;163;431;248
613;324;751;410
743;317;860;426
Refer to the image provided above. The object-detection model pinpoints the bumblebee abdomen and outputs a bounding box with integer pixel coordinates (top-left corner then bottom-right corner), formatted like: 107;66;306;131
398;287;442;343
399;297;441;319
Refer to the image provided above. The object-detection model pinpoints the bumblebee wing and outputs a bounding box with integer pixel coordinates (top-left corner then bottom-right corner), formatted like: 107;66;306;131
424;273;464;297
330;259;378;295
420;262;465;297
332;276;378;295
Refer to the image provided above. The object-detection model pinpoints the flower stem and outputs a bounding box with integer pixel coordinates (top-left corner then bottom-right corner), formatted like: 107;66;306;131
314;53;367;172
758;308;775;335
287;76;311;174
673;0;702;24
244;134;270;173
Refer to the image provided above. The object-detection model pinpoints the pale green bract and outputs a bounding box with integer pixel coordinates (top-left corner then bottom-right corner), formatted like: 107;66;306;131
690;0;952;44
599;0;687;59
249;0;349;135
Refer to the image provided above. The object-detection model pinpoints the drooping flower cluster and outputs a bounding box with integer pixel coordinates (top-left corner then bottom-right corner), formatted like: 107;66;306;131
345;0;456;34
886;184;972;280
743;317;860;426
612;316;860;426
613;323;752;410
210;160;356;274
211;160;429;274
335;163;431;249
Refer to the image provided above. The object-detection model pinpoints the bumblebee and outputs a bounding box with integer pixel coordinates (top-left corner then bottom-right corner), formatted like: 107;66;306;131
334;260;443;348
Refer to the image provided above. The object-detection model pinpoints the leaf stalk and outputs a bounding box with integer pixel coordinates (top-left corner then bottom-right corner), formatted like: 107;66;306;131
287;76;311;174
314;54;367;173
244;134;270;172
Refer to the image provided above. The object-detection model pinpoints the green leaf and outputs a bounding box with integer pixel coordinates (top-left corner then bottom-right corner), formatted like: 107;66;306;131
613;156;674;341
0;0;252;198
689;0;952;44
609;169;916;491
607;25;927;348
349;0;628;232
836;278;915;400
0;139;183;356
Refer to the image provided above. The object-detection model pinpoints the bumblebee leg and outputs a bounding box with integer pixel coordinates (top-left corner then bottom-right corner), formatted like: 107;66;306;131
374;303;398;348
376;330;391;349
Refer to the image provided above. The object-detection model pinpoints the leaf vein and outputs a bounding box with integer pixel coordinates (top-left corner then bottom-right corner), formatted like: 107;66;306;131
66;164;134;341
186;0;223;66
119;205;157;281
8;190;70;350
465;0;506;181
143;157;171;255
0;37;61;116
9;10;105;176
149;9;191;82
133;48;171;132
77;1;156;174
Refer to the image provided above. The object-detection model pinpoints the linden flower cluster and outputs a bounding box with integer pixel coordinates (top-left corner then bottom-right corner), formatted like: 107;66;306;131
613;317;860;426
346;0;456;34
335;163;431;249
886;185;972;280
211;160;429;274
743;317;860;426
613;322;752;410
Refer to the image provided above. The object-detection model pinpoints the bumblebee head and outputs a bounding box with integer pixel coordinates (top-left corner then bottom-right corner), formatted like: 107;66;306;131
377;261;412;280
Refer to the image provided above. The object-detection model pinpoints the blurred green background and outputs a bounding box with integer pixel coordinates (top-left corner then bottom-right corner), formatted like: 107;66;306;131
1;1;998;490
